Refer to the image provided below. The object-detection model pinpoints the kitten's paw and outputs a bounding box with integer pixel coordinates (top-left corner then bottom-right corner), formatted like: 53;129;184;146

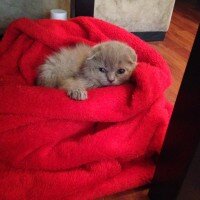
68;89;88;100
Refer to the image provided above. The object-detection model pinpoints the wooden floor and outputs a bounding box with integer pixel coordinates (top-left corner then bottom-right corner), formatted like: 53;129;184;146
102;0;200;199
151;0;200;104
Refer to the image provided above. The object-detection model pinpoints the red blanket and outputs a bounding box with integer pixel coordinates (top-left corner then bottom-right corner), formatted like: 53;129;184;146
0;17;172;199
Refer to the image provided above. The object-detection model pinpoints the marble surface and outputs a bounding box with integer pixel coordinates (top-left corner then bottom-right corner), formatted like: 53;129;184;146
94;0;175;32
0;0;70;34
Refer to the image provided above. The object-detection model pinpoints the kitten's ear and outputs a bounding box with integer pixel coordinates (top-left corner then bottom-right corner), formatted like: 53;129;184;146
126;51;137;65
87;46;101;60
87;52;98;60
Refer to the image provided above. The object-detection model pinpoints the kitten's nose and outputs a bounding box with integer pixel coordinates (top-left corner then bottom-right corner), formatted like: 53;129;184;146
108;79;115;83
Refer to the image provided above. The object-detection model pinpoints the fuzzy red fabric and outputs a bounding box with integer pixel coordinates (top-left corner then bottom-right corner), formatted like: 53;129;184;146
0;17;172;199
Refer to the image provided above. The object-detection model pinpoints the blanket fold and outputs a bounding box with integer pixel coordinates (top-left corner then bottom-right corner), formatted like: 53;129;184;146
0;17;172;199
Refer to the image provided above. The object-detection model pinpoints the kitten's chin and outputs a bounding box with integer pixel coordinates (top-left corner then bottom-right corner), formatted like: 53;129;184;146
98;81;111;87
100;81;120;87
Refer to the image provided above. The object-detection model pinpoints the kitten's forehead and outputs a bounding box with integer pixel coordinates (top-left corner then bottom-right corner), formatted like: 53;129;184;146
96;41;136;67
88;41;137;73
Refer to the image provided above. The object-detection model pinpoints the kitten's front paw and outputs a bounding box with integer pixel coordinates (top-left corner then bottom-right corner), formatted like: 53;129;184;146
68;89;88;100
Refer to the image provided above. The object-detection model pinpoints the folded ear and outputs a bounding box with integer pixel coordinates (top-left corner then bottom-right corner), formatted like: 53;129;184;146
87;52;98;60
126;50;137;65
87;45;101;60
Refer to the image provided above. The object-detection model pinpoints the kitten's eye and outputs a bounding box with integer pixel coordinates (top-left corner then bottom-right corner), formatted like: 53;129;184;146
99;67;107;73
117;69;125;74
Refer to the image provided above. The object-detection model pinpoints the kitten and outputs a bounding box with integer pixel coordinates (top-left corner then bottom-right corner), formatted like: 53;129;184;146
37;41;137;100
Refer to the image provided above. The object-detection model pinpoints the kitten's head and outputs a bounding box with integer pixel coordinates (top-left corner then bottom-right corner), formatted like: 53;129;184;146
82;41;137;87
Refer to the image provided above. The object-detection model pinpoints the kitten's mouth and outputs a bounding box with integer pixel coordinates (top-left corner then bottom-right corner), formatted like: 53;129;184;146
96;79;119;87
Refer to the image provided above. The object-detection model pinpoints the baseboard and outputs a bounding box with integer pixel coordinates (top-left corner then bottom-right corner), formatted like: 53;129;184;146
133;32;166;42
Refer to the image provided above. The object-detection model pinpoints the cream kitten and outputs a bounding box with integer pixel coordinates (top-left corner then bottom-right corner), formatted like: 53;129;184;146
37;41;137;100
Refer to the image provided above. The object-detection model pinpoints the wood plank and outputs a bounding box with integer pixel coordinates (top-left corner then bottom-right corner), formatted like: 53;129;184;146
150;1;199;103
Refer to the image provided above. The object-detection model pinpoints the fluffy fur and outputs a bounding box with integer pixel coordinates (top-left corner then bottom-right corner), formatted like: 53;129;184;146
37;41;137;100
